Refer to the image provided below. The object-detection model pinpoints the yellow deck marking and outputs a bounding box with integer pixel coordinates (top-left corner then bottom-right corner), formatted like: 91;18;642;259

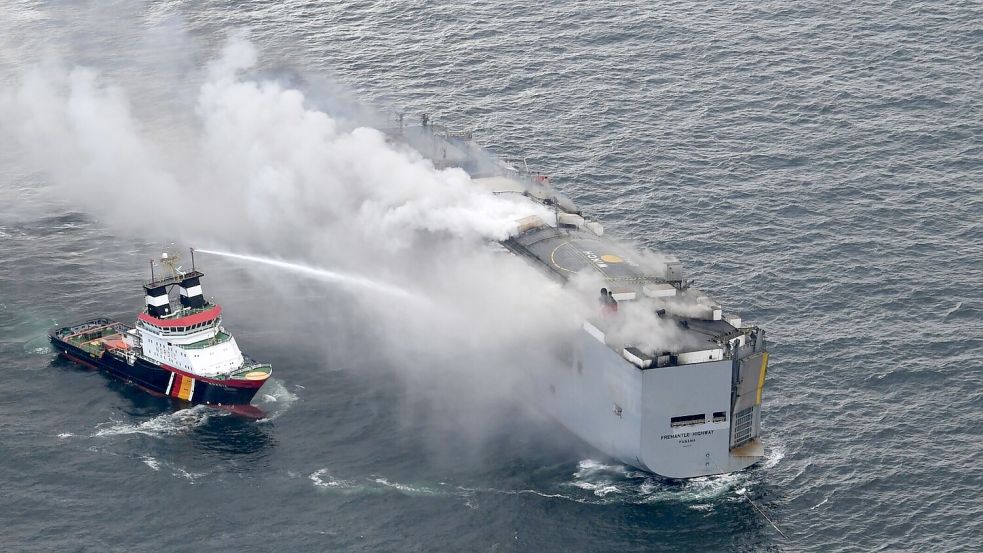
549;241;577;273
755;352;769;405
244;371;270;381
600;254;623;263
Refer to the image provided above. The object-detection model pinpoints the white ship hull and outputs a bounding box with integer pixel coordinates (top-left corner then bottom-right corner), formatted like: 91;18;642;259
534;327;767;479
391;117;770;479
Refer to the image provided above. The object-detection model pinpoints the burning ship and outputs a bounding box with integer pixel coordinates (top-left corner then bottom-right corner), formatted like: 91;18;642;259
389;115;769;478
50;250;272;416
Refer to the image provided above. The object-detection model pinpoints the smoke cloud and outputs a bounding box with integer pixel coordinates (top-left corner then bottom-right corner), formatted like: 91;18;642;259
0;27;699;463
0;32;588;444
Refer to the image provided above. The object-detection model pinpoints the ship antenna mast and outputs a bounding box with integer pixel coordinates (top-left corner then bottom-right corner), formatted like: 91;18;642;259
190;247;196;271
149;258;155;283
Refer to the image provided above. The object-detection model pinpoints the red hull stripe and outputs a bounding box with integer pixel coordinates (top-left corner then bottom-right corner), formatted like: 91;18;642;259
161;363;267;389
170;374;184;398
138;305;222;328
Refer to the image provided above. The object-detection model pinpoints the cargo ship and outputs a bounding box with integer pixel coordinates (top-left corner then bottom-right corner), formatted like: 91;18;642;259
50;250;272;417
388;115;769;478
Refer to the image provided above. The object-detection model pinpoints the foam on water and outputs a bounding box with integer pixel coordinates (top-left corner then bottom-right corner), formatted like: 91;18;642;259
93;405;219;438
309;468;357;490
558;456;790;506
253;378;299;422
372;477;439;496
303;458;768;509
308;468;445;497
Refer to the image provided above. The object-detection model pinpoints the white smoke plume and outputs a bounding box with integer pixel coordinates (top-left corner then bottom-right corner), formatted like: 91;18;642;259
2;36;553;249
0;33;586;441
0;26;694;462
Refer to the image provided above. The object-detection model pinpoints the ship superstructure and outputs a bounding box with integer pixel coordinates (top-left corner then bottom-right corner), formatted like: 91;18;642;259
388;115;769;478
50;250;271;415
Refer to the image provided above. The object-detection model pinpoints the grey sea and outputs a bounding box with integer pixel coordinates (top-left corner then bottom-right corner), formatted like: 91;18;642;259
1;1;981;551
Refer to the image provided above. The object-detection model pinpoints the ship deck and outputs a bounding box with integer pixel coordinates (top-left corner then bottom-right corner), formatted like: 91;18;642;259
52;319;132;356
508;227;663;283
394;120;763;361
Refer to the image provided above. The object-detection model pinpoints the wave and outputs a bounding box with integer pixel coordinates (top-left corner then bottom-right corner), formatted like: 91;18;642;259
141;455;161;471
309;468;357;490
373;477;440;496
139;455;204;482
305;445;788;507
93;405;220;438
254;379;299;422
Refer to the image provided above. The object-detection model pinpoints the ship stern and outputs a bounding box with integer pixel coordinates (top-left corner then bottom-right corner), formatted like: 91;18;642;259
638;350;768;478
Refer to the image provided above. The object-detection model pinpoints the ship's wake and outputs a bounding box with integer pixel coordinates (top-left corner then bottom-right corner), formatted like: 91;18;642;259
562;459;749;507
305;445;786;509
92;405;223;438
137;455;206;482
253;378;299;422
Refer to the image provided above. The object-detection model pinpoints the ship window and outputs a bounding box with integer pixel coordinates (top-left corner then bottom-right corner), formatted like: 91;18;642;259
713;411;726;422
670;414;706;427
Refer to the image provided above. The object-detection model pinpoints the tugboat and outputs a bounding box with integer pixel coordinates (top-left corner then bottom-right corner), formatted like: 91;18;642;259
50;249;272;417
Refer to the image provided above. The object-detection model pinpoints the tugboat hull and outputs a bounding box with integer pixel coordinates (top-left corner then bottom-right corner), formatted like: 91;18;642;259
51;331;265;411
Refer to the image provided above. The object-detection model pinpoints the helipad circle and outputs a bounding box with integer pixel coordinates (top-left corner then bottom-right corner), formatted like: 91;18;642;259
600;254;623;263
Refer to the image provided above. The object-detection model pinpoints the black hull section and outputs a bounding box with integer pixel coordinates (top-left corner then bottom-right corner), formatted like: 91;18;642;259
50;337;263;407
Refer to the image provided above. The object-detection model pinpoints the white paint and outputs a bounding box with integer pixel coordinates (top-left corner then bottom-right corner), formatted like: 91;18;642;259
179;285;203;297
137;320;245;377
643;283;676;298
676;348;726;365
622;347;652;368
557;212;585;228
145;294;169;307
583;320;605;343
581;251;608;268
515;215;545;234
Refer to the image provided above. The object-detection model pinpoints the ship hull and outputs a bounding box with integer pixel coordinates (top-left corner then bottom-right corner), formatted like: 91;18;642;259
533;328;767;479
50;336;264;409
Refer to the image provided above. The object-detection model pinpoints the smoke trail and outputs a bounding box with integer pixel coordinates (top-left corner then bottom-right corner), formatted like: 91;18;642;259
194;248;416;300
0;28;613;456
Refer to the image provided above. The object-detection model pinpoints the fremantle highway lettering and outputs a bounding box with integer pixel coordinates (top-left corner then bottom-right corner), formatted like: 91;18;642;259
661;429;715;441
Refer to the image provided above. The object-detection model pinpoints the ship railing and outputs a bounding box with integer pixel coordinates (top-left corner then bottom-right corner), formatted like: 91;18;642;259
149;304;214;320
179;331;232;350
500;156;530;176
62;322;132;345
127;349;270;381
145;270;204;289
227;363;272;379
727;327;766;360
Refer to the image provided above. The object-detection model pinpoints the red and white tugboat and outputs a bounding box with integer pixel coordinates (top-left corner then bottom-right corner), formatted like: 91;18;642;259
50;249;272;417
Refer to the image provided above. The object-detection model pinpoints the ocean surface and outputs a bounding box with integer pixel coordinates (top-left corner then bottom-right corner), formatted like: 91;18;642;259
1;1;981;551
